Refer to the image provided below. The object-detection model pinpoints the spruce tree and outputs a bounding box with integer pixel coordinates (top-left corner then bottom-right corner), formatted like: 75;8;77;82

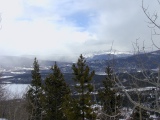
63;96;79;120
98;66;121;120
43;62;70;120
72;54;96;120
26;58;42;120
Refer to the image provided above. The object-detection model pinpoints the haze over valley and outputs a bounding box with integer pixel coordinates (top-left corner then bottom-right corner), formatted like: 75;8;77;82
1;50;160;85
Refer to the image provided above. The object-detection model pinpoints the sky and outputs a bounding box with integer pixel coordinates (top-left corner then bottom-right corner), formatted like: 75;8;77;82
0;0;159;61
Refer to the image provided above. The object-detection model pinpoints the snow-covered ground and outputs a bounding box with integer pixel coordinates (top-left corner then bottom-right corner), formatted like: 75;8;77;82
11;71;26;74
125;87;156;92
4;84;29;99
95;72;106;75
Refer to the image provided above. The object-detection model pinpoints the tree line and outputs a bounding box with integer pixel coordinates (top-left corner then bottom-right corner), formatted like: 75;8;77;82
0;54;154;120
25;54;122;120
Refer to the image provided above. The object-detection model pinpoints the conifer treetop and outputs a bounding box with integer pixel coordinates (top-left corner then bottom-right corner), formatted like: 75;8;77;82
31;57;42;87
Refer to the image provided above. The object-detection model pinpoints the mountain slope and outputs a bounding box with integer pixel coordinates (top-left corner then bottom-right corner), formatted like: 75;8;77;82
87;50;160;72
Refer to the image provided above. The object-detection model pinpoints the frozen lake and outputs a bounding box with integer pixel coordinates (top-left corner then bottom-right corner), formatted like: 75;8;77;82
3;84;29;99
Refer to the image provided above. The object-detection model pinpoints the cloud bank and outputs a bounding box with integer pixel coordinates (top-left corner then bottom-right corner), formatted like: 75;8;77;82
0;0;159;61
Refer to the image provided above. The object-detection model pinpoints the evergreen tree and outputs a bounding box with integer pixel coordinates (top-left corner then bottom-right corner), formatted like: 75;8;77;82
26;58;42;120
43;62;70;120
63;97;80;120
72;54;96;120
98;66;121;120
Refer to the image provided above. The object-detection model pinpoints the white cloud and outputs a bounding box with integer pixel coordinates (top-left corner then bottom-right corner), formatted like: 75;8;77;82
0;0;159;61
26;0;50;8
0;15;95;57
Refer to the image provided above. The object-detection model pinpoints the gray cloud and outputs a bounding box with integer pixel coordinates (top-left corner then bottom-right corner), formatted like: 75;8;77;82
0;0;159;61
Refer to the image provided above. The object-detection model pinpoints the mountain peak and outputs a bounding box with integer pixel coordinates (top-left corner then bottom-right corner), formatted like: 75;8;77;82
84;50;133;61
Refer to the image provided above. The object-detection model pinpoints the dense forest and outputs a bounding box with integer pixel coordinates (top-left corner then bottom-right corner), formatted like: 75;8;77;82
0;54;159;120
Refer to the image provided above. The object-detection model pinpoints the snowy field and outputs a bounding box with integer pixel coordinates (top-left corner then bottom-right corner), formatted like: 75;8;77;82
3;84;29;99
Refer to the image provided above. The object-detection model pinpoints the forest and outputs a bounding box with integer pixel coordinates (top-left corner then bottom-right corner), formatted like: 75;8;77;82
0;54;159;120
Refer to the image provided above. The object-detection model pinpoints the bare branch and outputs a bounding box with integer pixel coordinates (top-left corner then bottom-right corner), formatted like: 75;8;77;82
151;29;160;49
116;78;160;113
142;0;160;29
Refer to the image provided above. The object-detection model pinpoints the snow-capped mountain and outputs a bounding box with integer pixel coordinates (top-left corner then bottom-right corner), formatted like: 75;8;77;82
86;50;160;72
84;50;133;61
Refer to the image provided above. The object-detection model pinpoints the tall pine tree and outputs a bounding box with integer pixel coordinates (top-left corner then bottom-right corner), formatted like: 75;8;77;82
98;66;121;120
72;54;96;120
26;58;43;120
43;62;70;120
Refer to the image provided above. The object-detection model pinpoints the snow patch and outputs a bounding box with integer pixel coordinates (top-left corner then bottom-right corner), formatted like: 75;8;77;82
11;71;26;74
0;76;13;79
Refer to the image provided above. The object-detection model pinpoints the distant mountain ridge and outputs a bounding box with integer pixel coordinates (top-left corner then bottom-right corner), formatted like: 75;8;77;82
87;50;160;72
84;50;133;61
0;50;160;73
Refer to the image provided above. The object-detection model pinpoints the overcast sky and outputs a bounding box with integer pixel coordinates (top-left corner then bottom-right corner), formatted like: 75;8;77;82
0;0;159;60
